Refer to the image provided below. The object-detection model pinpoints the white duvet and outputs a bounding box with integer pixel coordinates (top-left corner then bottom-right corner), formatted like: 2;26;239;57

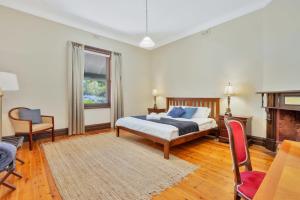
116;113;217;141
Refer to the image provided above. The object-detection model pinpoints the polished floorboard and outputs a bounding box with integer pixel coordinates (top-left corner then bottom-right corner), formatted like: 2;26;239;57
0;129;274;200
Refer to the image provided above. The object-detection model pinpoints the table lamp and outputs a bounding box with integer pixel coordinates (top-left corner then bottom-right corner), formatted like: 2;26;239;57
224;82;234;117
0;72;19;140
152;89;158;109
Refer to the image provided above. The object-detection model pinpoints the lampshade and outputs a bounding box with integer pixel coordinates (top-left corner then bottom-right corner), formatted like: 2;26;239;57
152;89;158;96
139;0;155;49
139;36;155;48
224;82;234;96
0;72;19;91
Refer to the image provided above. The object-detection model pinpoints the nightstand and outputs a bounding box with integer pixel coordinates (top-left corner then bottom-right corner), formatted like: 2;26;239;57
148;108;166;114
218;115;252;143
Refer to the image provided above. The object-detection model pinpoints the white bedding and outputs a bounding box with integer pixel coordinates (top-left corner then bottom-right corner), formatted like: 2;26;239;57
116;113;217;141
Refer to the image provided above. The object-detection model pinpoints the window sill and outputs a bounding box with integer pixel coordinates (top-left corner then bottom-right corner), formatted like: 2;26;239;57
84;104;111;109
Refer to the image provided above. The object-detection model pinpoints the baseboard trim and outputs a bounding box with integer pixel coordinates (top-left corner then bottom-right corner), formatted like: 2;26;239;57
85;122;111;132
54;128;69;136
16;124;268;148
16;122;111;142
217;135;267;147
250;136;267;147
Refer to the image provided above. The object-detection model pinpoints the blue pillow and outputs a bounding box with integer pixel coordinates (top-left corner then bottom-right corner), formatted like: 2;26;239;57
181;107;198;119
167;107;185;118
19;108;42;124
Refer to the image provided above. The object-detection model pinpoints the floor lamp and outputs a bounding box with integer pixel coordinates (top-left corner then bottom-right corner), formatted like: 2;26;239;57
0;72;19;140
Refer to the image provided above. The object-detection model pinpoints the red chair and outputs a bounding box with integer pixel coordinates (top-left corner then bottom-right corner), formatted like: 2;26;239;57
224;118;265;200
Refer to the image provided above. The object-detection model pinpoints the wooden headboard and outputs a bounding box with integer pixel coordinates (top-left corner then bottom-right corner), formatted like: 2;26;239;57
166;97;220;122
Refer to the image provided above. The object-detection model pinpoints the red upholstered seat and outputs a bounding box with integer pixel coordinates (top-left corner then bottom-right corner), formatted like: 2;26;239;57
237;171;266;199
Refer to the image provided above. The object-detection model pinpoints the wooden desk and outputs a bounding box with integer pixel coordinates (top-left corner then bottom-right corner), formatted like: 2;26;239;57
254;140;300;200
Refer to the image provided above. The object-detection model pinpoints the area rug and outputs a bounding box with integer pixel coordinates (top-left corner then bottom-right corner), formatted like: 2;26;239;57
43;133;197;200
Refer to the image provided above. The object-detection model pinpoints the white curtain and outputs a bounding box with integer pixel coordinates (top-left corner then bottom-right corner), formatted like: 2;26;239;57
111;52;124;128
67;41;85;135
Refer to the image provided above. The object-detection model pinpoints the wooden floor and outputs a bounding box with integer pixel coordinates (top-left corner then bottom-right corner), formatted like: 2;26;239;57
0;129;274;200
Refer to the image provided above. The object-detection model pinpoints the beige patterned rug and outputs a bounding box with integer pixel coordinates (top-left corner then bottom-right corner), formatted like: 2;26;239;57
43;133;197;200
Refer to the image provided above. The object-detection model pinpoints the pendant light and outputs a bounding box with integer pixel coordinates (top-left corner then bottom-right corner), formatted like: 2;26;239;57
139;0;155;48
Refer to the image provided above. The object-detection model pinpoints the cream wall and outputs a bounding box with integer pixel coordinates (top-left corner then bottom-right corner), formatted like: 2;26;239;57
150;11;266;137
262;0;300;90
150;0;300;138
0;6;152;136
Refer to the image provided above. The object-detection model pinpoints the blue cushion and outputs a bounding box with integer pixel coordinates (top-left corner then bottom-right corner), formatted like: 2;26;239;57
181;107;198;119
167;107;185;118
19;109;42;124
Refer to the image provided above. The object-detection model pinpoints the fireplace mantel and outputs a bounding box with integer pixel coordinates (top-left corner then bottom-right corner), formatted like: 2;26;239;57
257;90;300;151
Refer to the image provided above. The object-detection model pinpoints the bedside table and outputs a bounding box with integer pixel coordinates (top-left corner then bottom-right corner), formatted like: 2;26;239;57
219;115;252;143
148;108;166;114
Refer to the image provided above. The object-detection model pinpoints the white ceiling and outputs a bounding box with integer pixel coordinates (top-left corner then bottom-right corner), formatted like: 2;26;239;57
0;0;272;49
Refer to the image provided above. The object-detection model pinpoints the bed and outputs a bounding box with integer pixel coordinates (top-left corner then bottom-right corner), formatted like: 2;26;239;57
116;97;220;159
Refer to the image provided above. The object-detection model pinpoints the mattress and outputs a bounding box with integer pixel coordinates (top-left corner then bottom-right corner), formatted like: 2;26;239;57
116;114;217;141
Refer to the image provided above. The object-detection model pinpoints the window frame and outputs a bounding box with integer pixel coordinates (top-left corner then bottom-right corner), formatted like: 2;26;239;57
83;45;112;109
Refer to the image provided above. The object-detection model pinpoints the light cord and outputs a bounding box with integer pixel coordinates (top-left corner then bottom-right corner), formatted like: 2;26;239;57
146;0;148;35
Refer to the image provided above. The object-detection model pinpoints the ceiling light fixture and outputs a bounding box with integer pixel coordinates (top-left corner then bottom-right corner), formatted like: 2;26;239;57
139;0;155;49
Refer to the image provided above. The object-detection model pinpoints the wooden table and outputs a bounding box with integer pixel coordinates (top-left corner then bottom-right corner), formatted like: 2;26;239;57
254;140;300;200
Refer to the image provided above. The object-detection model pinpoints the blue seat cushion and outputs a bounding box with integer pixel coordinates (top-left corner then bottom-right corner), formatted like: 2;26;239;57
167;107;185;118
19;108;42;124
0;142;16;170
181;107;198;119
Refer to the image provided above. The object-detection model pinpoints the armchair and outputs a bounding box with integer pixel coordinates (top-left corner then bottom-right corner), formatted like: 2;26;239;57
8;107;55;150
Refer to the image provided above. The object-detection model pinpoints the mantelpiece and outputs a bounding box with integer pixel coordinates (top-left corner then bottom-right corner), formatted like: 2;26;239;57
257;90;300;151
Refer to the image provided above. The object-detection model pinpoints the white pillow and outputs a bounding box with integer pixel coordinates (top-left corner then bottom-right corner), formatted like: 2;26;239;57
167;106;211;118
192;107;211;118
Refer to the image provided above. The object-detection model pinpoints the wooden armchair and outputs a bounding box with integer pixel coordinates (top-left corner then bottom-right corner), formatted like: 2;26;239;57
8;107;55;150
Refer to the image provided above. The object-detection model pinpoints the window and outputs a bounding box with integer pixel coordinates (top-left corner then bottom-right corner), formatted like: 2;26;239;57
83;46;111;108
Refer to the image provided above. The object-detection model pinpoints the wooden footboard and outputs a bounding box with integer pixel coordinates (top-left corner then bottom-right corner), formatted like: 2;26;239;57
116;126;216;159
116;126;120;137
116;126;171;159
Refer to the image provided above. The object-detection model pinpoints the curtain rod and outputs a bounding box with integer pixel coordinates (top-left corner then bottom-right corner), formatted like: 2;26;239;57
71;41;82;47
69;41;121;55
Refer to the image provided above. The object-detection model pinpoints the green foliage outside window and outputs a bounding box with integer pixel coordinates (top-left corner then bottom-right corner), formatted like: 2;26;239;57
83;78;107;104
